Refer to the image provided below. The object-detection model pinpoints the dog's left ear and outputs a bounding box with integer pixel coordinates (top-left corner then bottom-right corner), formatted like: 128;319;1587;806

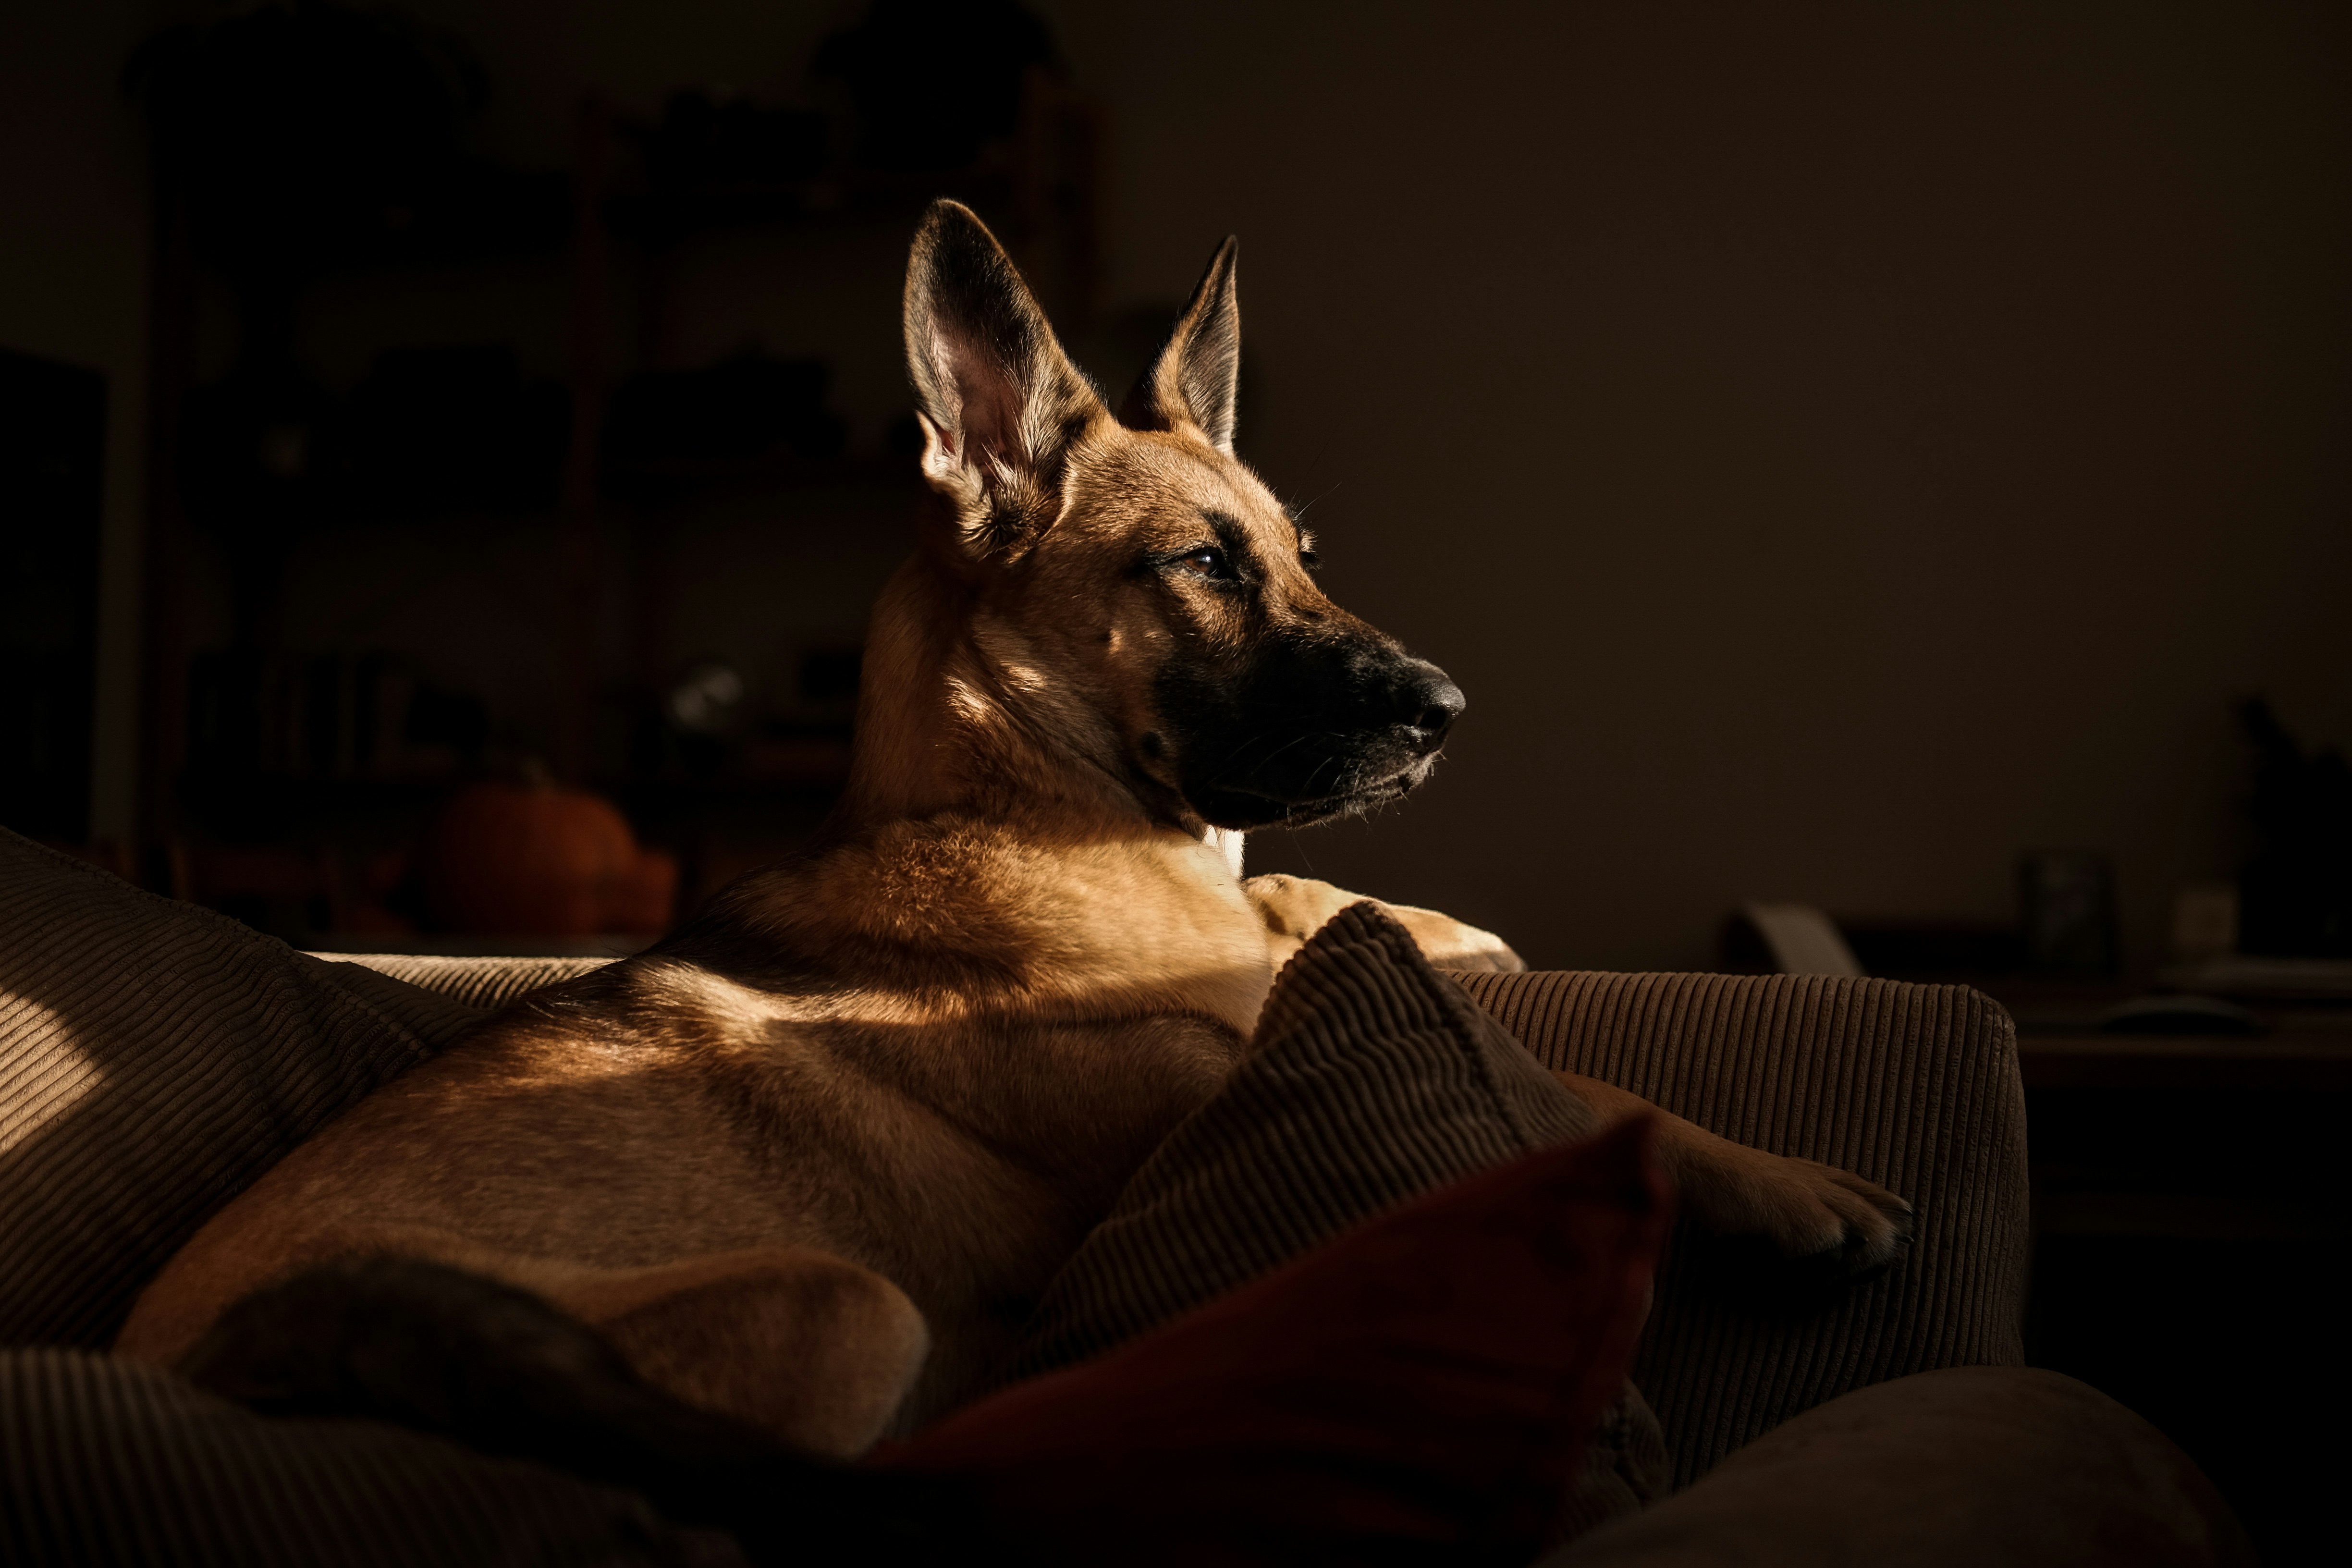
904;199;1103;552
1121;237;1240;455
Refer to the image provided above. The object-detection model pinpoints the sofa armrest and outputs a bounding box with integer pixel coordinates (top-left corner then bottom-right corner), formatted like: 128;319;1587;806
1449;970;2028;1487
1550;1368;2251;1568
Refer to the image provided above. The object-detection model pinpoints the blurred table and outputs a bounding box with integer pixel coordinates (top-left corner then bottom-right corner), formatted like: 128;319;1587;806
1972;975;2352;1089
1985;982;2352;1562
2014;1017;2352;1090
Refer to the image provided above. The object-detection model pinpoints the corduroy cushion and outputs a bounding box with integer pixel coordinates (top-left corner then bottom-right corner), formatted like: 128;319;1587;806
885;1118;1671;1567
1008;902;1672;1542
0;829;492;1349
0;1347;744;1568
0;839;741;1566
1450;968;2028;1486
1;825;2024;1555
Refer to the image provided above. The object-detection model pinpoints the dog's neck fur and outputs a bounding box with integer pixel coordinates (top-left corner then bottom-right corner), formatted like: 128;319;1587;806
840;551;1133;833
706;547;1274;1037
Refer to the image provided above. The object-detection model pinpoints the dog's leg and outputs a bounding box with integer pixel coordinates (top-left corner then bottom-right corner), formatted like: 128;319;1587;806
137;1228;933;1459
179;1256;963;1564
545;1248;932;1460
1241;876;1897;1266
1242;872;1526;972
1553;1071;1913;1274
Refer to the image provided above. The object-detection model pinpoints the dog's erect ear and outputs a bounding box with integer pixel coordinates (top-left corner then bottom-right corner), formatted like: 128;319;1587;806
904;200;1102;547
1121;237;1240;455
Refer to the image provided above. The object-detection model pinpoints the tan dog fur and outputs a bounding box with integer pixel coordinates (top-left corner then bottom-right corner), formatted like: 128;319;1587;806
117;205;1908;1455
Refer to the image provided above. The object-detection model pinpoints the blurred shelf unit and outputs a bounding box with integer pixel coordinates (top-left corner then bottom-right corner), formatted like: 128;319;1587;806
0;348;107;846
134;12;1102;933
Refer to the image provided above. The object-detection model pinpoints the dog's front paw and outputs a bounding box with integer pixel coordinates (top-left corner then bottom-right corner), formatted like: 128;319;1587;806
1238;877;1527;973
1680;1149;1914;1276
1373;901;1527;973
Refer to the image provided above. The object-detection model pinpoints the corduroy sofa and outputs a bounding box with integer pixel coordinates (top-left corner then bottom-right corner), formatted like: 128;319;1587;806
0;829;2250;1565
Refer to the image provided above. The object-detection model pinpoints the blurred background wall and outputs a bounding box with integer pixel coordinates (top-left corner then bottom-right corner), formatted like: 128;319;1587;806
1057;1;2352;973
4;0;2346;970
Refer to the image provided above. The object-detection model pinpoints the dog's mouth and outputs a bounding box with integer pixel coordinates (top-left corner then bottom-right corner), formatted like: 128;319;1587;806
1187;752;1438;831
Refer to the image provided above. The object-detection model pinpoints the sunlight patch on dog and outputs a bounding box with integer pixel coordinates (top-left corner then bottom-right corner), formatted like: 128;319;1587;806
639;963;811;1030
942;673;996;731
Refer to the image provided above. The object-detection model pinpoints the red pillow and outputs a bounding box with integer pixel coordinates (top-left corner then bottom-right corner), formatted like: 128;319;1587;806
873;1116;1671;1566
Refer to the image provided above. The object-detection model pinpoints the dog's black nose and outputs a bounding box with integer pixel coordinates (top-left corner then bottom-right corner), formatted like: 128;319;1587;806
1393;662;1466;749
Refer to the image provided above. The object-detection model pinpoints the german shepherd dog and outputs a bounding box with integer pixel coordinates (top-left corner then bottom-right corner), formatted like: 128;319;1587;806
119;203;1911;1460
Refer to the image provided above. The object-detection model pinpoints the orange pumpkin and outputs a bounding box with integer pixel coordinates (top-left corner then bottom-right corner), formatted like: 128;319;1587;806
421;781;677;936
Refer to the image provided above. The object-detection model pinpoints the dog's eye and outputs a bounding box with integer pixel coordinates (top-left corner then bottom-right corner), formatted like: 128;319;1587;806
1297;528;1321;573
1175;546;1236;580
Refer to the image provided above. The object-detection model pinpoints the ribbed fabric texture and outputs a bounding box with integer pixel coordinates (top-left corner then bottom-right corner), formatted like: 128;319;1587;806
313;954;615;1011
1447;968;2029;1488
3;821;2026;1553
1010;903;1669;1543
1015;904;1599;1369
0;1347;743;1568
0;829;490;1348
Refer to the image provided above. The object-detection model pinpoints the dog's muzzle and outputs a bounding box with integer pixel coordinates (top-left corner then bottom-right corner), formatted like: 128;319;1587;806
1169;650;1469;830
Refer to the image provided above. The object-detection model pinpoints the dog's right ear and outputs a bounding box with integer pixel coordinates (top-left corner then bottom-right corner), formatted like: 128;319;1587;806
1121;236;1240;454
904;200;1102;556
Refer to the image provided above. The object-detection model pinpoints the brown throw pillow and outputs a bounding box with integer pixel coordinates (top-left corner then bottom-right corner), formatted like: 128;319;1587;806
0;828;487;1348
1006;900;1673;1541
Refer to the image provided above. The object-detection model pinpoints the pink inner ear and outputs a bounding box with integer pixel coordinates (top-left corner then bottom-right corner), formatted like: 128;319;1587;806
936;319;1030;463
952;362;1029;470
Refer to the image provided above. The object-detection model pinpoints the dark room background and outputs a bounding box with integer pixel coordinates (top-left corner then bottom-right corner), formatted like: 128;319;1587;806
4;0;2347;971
